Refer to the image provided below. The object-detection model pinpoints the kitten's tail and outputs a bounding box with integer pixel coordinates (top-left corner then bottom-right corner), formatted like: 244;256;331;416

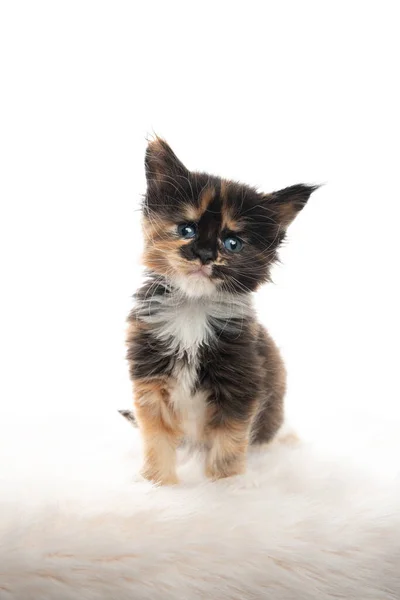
118;409;137;427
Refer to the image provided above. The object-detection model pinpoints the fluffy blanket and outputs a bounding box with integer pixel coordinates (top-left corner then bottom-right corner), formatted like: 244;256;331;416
0;411;399;600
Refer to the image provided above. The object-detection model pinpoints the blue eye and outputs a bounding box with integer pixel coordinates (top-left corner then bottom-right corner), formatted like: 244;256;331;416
223;236;243;253
178;223;197;239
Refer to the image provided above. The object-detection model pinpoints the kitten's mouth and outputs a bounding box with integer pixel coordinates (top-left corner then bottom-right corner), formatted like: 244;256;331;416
187;264;213;278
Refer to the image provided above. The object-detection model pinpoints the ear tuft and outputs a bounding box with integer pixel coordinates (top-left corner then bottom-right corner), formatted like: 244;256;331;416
271;183;319;208
145;136;188;188
266;183;319;227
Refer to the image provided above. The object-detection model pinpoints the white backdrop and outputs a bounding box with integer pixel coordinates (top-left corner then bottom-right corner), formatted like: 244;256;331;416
1;2;399;459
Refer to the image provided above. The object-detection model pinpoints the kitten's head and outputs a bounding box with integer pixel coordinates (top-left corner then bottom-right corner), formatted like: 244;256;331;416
142;138;317;298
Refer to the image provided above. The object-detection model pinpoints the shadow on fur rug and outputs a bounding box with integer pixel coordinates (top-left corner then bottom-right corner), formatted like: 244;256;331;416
0;410;399;600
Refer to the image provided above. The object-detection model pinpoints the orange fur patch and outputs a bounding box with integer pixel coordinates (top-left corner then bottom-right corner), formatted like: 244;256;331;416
220;181;242;232
134;378;182;485
126;318;147;346
184;186;216;222
200;186;216;212
142;215;193;275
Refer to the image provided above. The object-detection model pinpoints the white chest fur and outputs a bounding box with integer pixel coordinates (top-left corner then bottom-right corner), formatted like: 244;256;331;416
137;288;254;440
149;298;213;362
139;289;253;359
170;361;207;440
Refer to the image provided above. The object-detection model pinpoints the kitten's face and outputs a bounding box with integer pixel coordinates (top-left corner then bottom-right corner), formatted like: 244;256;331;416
142;138;316;297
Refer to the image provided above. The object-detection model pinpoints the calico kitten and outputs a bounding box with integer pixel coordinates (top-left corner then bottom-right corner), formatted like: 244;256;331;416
126;138;317;485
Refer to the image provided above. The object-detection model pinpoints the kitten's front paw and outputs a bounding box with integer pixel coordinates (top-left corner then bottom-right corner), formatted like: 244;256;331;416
205;461;245;481
141;466;179;486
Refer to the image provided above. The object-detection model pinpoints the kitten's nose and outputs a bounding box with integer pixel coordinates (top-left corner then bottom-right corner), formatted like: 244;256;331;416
194;247;216;265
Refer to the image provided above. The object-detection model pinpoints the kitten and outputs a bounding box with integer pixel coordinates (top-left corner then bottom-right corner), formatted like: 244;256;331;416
126;138;317;485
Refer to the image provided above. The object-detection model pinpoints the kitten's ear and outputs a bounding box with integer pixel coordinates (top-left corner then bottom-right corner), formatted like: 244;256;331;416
264;184;319;228
145;137;188;190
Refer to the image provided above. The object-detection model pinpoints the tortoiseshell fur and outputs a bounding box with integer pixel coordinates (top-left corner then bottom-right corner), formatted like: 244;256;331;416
126;138;317;485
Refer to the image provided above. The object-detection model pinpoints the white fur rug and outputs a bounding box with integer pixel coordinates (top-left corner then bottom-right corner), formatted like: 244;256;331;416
1;410;400;600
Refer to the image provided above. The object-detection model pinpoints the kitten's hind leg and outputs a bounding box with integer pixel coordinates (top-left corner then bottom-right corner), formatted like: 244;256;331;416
250;390;284;445
250;327;286;445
